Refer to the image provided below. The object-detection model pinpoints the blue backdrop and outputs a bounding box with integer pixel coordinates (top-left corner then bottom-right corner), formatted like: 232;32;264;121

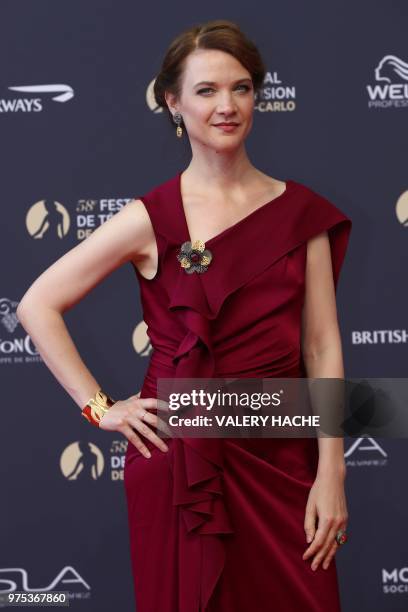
1;1;407;610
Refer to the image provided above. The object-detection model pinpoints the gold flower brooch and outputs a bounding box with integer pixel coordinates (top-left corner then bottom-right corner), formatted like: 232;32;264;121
176;240;213;274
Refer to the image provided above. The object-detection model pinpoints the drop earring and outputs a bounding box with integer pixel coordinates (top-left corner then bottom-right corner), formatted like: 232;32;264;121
173;112;183;138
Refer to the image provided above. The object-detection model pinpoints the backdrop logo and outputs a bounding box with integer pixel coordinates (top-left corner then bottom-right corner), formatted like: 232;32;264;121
0;84;74;113
25;197;137;242
351;329;408;344
396;189;408;226
255;71;296;113
344;436;388;467
146;78;162;113
0;566;90;598
1;298;19;334
132;320;152;356
26;200;70;239
367;54;408;109
110;439;129;481
1;298;41;365
60;442;104;480
382;566;408;594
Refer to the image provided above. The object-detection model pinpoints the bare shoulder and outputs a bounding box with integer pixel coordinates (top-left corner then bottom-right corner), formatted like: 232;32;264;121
78;196;155;263
273;178;287;196
256;171;287;197
123;197;155;252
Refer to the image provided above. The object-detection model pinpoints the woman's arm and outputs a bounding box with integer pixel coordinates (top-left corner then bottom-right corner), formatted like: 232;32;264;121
300;230;349;571
301;230;346;477
16;198;155;409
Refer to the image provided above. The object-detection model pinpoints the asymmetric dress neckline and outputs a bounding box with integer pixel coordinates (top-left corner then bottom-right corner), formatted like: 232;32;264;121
176;170;297;247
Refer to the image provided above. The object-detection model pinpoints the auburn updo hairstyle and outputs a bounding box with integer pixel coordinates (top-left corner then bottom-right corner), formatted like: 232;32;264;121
153;19;266;130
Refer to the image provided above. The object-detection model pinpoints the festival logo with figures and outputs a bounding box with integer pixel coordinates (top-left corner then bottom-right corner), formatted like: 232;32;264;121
60;440;130;482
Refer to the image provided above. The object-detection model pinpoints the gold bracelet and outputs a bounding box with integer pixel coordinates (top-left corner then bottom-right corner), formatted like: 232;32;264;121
81;388;115;427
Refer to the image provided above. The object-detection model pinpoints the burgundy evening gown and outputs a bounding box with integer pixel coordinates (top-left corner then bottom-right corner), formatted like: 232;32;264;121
124;171;352;612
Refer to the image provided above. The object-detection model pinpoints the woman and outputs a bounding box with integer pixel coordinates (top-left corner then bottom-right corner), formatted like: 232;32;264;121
17;19;351;612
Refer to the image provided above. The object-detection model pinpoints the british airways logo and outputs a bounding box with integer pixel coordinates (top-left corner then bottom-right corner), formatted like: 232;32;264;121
0;84;74;112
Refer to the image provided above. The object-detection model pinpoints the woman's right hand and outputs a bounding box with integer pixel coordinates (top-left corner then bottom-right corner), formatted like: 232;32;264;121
99;392;171;458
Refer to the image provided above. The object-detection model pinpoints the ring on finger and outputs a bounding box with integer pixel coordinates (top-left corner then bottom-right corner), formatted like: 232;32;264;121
335;528;348;545
139;410;148;422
